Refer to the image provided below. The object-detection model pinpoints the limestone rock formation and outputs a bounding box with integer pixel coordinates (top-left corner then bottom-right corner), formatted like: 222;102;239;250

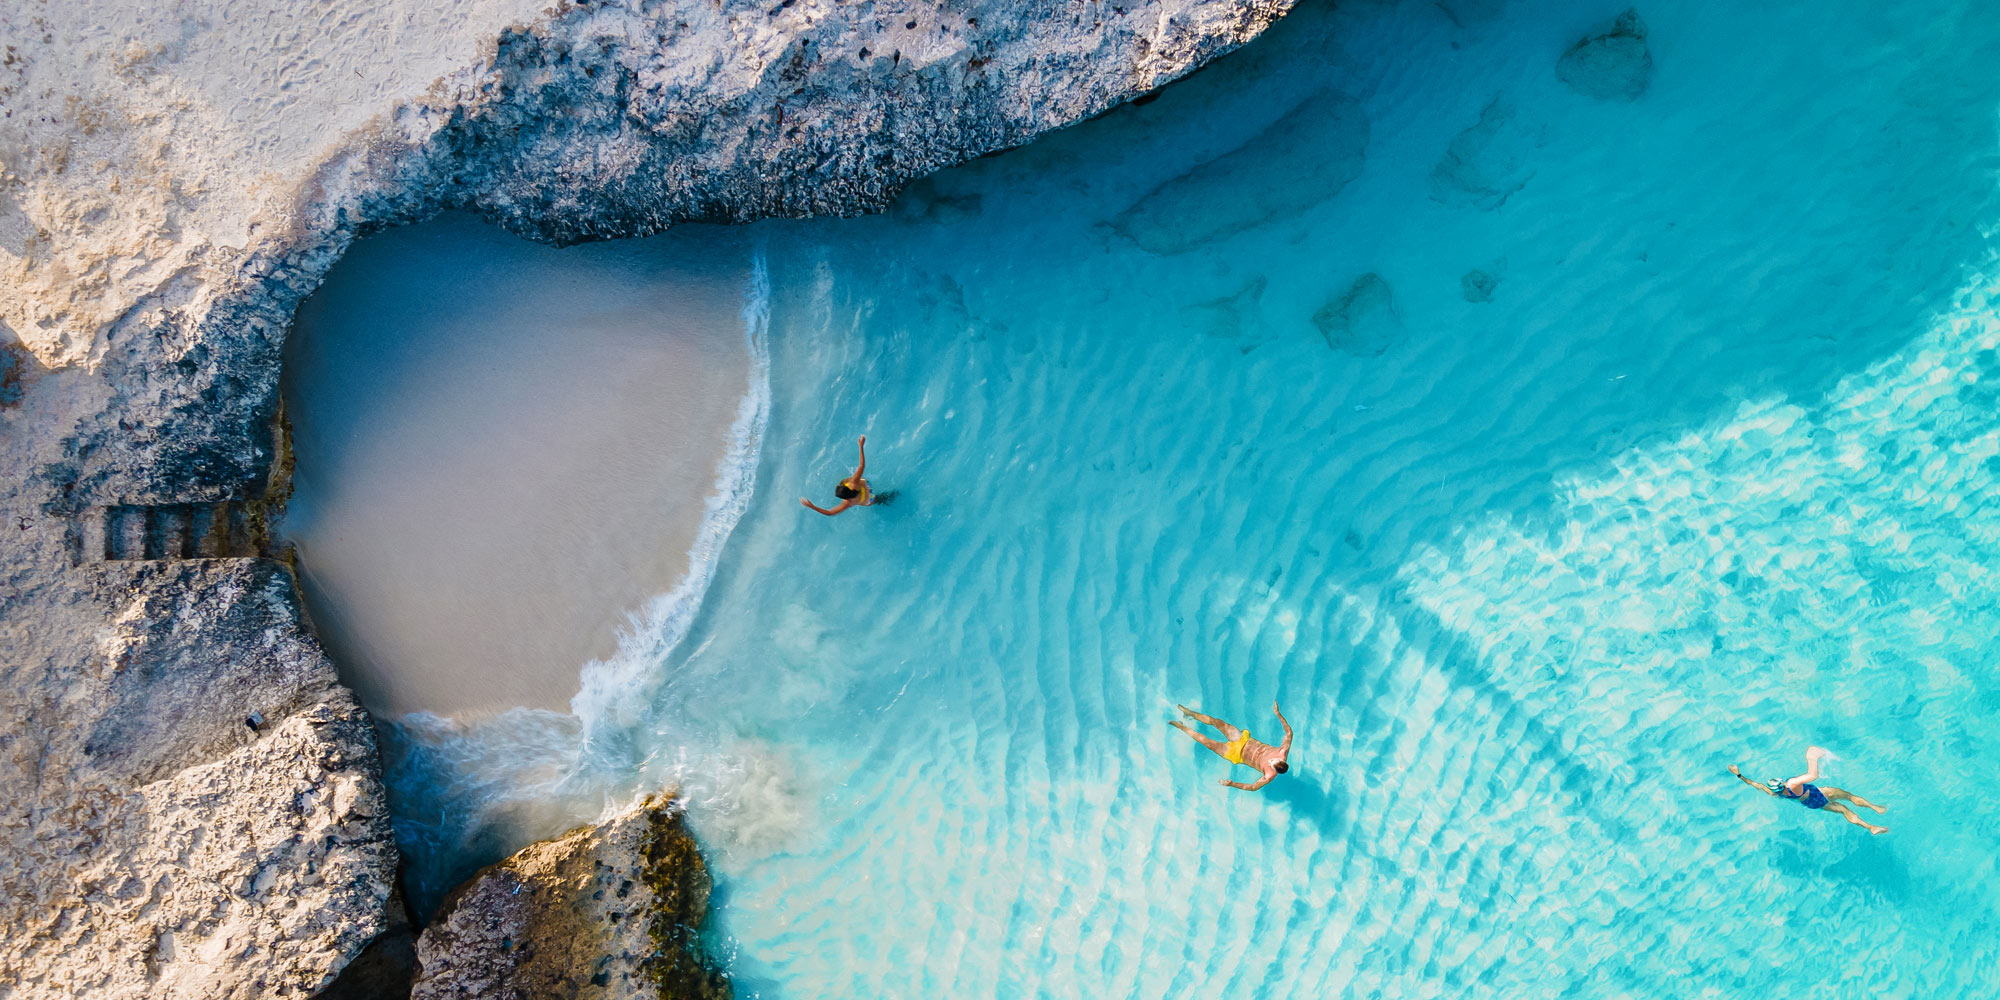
0;559;396;1000
1556;9;1654;101
410;793;728;1000
1314;273;1403;357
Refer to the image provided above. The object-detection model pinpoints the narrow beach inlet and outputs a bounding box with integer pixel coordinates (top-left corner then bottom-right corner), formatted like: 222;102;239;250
280;213;755;719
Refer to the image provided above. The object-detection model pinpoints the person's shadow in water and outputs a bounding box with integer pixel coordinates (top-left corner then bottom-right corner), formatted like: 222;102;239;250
1263;775;1355;840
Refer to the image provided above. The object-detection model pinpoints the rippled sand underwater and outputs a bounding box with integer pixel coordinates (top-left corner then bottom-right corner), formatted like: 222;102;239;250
382;0;2000;995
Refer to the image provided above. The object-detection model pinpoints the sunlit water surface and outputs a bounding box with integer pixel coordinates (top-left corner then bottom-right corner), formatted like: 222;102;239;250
359;0;2000;995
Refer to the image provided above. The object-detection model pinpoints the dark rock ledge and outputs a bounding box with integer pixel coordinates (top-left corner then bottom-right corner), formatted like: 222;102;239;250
410;794;729;1000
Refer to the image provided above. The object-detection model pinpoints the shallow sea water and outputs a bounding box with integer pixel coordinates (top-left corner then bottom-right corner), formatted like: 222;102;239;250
366;0;2000;995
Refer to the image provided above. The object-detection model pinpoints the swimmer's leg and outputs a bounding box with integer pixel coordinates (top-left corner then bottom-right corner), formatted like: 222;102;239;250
1822;787;1887;814
1176;705;1235;736
1824;801;1888;835
1170;720;1230;760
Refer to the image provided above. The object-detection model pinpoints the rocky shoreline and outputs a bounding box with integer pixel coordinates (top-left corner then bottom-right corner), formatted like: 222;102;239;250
1;0;1295;995
0;559;395;998
409;794;728;1000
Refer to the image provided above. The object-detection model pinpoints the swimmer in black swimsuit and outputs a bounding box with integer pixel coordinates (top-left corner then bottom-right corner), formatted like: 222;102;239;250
801;435;878;517
1729;745;1887;835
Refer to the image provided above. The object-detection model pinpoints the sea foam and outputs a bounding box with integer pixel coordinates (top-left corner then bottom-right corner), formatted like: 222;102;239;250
572;250;772;730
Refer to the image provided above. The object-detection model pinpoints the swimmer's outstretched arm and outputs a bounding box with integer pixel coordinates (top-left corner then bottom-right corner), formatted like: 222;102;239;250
853;435;867;479
1274;702;1293;754
1797;746;1829;784
1727;764;1775;795
1763;747;1828;792
1222;774;1274;791
800;497;854;516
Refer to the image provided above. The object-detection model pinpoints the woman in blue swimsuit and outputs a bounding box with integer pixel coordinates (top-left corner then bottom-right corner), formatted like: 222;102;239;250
1728;745;1888;835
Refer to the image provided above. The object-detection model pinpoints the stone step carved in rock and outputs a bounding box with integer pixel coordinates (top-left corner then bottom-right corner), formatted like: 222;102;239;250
69;503;263;564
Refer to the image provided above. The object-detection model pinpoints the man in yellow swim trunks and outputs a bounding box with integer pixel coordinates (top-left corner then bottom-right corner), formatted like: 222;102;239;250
1171;702;1292;791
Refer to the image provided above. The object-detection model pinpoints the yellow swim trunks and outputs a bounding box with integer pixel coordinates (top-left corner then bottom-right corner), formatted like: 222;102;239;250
1224;730;1253;765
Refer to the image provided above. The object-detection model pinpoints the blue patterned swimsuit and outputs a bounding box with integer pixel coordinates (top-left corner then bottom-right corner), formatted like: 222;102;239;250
1769;779;1827;809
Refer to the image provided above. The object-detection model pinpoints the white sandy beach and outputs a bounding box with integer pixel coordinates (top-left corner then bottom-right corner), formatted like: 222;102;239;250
1;0;554;365
281;213;753;717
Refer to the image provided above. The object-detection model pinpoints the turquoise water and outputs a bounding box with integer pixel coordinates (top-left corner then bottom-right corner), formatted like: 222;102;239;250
373;0;2000;995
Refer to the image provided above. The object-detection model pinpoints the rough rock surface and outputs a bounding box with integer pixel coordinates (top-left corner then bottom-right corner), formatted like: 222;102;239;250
1555;8;1653;102
1;0;1298;995
0;558;396;999
411;793;728;1000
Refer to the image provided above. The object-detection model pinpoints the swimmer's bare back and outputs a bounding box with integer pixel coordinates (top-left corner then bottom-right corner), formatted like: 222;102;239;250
1171;701;1293;791
801;435;875;517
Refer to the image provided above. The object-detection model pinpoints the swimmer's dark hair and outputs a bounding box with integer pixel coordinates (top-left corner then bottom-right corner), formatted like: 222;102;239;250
1274;761;1289;774
835;482;859;500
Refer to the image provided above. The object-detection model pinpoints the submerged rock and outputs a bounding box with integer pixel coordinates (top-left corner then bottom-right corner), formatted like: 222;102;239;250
1192;276;1270;342
1462;268;1501;303
893;177;986;226
1314;273;1404;357
1109;89;1369;254
1436;0;1509;31
1431;97;1540;210
1556;9;1654;101
412;793;729;1000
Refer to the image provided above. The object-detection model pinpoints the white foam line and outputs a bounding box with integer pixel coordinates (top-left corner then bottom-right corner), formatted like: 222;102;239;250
572;248;772;731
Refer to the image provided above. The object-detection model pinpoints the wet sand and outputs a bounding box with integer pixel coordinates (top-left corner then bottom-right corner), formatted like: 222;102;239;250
281;213;752;717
